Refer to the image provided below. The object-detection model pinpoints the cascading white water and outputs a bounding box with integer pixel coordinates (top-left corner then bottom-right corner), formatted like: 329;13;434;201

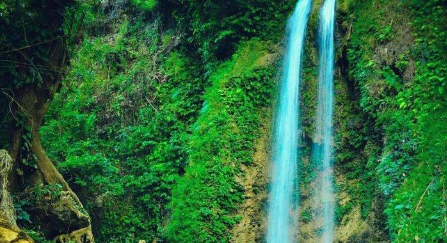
314;0;336;242
267;0;312;242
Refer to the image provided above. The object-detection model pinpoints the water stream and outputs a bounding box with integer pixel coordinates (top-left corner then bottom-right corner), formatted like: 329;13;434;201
314;0;336;242
267;0;312;242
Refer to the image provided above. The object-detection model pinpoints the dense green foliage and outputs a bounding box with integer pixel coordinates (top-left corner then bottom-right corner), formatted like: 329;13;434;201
40;15;205;241
166;40;276;242
1;0;446;242
38;0;288;242
130;0;157;10
168;0;294;70
0;0;90;148
344;0;447;241
0;0;76;87
387;0;447;241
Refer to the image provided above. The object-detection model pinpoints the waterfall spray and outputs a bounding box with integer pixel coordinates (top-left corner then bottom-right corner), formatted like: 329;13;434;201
267;0;312;242
314;0;336;242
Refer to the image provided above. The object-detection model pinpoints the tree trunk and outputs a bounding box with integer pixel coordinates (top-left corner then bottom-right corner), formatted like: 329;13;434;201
4;39;94;243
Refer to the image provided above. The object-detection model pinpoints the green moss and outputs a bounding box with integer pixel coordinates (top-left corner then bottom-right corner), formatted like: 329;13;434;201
342;0;447;241
385;0;447;241
40;15;207;241
131;0;157;10
166;39;276;243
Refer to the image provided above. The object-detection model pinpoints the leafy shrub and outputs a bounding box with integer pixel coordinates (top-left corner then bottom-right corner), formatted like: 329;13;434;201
345;0;447;241
166;40;276;243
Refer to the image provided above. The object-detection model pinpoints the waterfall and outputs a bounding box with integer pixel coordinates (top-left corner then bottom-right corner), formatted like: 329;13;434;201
314;0;336;242
267;0;312;242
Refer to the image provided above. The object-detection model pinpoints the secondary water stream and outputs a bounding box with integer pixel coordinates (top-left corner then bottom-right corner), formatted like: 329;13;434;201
314;0;336;242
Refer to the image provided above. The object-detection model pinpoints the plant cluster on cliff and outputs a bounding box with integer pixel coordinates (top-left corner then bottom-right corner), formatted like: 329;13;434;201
340;0;447;241
37;0;293;242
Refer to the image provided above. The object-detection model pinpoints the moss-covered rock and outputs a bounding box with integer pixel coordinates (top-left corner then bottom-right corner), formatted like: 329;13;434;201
0;224;34;243
26;190;93;242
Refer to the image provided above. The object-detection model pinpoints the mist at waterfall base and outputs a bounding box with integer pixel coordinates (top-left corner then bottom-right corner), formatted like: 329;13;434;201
313;0;336;242
266;0;312;243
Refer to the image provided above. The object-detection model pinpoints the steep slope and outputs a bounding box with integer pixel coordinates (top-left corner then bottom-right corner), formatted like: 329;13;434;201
333;0;447;241
282;0;446;242
38;1;295;242
9;0;445;242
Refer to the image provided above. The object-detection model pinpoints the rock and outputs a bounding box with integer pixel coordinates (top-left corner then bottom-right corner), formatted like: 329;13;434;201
231;117;270;243
0;222;34;243
0;150;34;243
54;226;94;243
28;190;93;242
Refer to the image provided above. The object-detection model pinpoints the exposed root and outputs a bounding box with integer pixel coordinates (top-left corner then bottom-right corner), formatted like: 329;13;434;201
54;226;94;243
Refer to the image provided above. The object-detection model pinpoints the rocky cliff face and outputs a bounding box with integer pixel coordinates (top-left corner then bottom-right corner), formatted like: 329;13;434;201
232;0;422;241
232;113;271;243
2;0;441;241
